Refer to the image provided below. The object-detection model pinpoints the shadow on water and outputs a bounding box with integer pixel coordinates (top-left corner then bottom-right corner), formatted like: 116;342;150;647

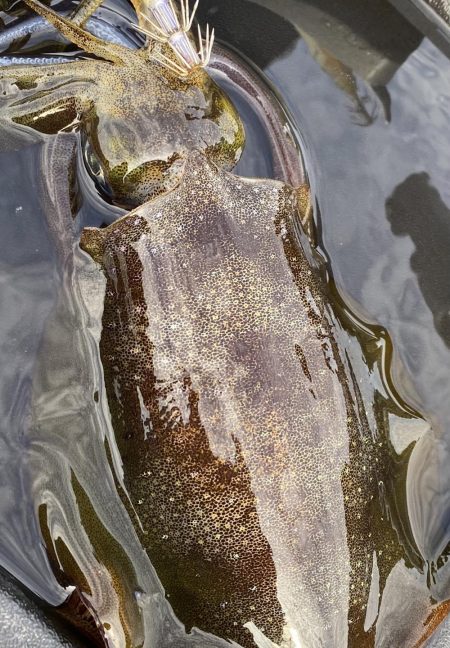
195;0;421;126
386;173;450;349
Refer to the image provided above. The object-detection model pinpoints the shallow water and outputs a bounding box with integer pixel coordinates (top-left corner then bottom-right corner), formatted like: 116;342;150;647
1;0;450;645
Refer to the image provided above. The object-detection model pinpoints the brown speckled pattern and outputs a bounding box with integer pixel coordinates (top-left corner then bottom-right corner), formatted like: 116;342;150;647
81;152;390;647
0;0;244;207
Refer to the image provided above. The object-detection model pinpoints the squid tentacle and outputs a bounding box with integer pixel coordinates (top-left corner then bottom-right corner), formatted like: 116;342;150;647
21;0;132;65
1;0;215;80
0;60;87;81
0;60;96;126
69;0;104;26
0;55;74;66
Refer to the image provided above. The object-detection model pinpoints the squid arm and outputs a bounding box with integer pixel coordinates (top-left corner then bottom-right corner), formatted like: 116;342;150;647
21;0;133;65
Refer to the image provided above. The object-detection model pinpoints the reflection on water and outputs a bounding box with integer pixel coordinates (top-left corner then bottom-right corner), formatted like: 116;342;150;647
0;130;66;604
261;22;450;417
0;566;86;647
1;0;450;645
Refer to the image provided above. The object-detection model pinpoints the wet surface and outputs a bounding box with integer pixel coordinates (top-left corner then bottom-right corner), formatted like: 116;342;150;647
1;0;450;645
200;0;450;593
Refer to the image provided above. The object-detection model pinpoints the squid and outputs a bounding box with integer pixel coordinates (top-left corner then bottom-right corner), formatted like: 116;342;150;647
0;1;449;646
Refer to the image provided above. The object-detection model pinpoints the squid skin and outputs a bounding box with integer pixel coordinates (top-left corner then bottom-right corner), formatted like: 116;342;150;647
80;150;450;648
0;0;245;208
80;151;393;648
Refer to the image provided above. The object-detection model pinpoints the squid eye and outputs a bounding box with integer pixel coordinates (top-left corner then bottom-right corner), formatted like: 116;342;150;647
80;130;187;209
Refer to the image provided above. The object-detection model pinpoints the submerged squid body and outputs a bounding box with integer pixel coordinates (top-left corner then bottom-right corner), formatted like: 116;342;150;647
81;152;377;648
0;0;244;208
